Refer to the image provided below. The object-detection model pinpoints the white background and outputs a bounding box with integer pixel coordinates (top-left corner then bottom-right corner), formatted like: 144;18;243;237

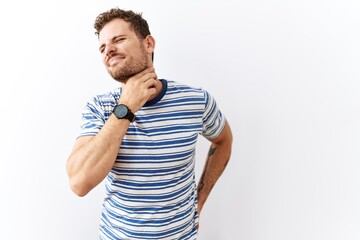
1;0;360;239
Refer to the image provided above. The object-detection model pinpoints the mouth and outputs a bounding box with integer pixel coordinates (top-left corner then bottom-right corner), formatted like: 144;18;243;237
108;55;125;67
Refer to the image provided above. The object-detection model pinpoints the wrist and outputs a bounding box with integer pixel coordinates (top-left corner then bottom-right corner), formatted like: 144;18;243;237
113;104;135;122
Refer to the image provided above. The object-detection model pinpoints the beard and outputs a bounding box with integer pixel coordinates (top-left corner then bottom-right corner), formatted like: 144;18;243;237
107;47;150;83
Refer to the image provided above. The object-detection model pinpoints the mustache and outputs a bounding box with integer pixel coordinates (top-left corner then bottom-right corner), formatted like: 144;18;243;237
109;52;125;58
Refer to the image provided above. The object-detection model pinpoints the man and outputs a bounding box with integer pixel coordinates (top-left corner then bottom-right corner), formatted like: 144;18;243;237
66;7;232;240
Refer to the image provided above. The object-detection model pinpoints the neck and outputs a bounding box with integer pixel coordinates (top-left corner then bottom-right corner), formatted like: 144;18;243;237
120;78;163;102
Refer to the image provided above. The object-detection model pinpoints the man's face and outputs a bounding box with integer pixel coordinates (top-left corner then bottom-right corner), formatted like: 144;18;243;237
98;18;151;83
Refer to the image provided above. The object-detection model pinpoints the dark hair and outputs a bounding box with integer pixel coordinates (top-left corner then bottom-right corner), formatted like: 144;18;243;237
94;8;154;61
94;8;151;39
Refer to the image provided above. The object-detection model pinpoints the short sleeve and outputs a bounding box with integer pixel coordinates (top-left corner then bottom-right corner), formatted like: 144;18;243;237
201;90;226;140
79;96;106;137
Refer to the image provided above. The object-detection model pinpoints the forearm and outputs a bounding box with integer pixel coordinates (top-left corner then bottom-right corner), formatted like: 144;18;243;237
67;115;130;196
197;143;231;213
197;121;232;214
67;68;159;196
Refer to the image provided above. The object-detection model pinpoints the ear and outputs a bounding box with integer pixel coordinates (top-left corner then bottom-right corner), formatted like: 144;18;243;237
144;35;156;55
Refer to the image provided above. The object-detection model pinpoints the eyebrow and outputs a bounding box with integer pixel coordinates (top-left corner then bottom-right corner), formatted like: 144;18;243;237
99;34;127;52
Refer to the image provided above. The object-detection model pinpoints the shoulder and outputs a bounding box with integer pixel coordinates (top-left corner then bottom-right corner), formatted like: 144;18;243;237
87;87;120;108
165;80;206;96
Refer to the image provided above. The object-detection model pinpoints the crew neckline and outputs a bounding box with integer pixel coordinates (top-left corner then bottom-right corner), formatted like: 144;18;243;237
143;79;167;107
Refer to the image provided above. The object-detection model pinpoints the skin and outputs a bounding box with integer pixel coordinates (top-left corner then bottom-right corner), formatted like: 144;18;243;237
197;121;232;216
66;17;233;231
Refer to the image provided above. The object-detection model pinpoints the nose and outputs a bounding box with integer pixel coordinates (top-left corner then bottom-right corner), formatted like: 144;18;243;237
105;44;116;57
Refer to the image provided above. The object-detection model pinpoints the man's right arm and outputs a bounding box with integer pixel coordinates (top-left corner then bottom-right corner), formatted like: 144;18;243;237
66;67;158;197
66;115;130;196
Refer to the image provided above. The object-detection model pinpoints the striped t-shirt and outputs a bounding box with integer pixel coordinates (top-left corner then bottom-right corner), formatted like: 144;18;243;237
79;80;226;240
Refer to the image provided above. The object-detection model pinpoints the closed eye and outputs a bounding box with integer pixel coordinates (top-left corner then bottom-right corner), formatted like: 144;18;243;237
98;35;126;53
115;37;126;43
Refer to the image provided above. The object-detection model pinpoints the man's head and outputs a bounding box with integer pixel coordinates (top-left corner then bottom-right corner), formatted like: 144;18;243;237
94;8;155;83
94;8;151;41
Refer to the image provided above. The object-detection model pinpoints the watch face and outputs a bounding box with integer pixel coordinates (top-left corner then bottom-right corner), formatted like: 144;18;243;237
114;104;128;118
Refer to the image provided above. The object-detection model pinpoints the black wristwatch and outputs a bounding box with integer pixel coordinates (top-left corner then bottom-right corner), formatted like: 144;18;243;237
113;104;135;122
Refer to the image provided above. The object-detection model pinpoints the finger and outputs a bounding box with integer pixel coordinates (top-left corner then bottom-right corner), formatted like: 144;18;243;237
141;72;157;82
144;78;157;88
